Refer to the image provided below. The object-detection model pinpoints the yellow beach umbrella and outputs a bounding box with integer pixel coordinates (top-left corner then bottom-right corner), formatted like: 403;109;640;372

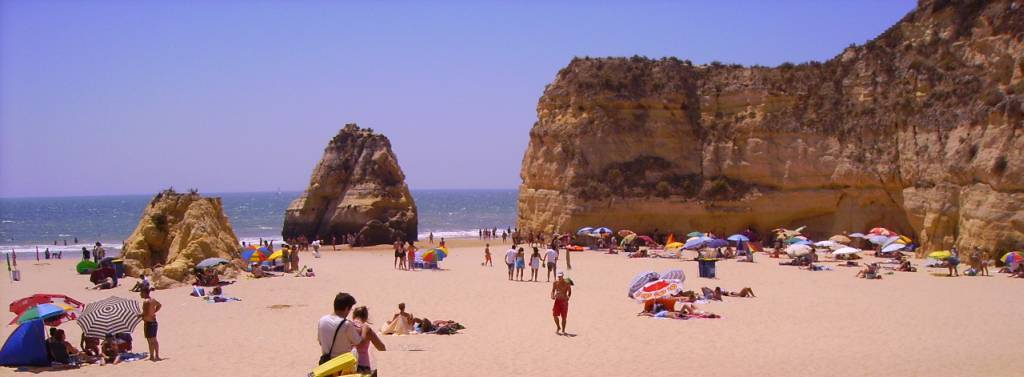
928;250;951;260
666;242;684;249
267;250;284;261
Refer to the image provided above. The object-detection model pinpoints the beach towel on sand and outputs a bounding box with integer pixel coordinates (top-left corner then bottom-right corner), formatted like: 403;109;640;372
380;317;412;335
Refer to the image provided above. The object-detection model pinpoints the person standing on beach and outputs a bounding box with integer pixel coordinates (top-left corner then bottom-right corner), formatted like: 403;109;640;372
140;288;162;361
312;239;321;258
948;245;960;277
93;242;104;263
429;232;434;245
544;247;558;282
406;242;417;270
394;240;404;270
551;272;572;335
515;248;526;281
483;244;492;267
82;247;90;261
505;246;517;280
439;238;446;249
563;242;572;270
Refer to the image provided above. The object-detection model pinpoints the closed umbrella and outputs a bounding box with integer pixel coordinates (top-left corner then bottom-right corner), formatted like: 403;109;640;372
632;279;684;302
627;271;660;298
77;296;142;338
196;257;230;269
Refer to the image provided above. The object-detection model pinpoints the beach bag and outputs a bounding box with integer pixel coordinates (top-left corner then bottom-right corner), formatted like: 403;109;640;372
312;352;357;377
318;318;347;365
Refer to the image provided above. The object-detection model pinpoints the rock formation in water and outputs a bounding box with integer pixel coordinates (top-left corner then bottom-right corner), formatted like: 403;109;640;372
121;189;242;288
282;124;417;246
518;0;1023;255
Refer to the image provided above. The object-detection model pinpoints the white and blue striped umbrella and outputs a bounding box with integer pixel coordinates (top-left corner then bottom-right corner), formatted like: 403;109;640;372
627;271;660;298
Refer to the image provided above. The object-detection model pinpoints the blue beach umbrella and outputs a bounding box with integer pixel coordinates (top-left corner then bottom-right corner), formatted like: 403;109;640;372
592;227;612;235
727;234;750;242
706;239;729;248
576;227;594;235
683;237;709;250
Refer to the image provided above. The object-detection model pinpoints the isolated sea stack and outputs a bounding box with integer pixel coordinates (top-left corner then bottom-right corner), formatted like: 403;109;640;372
121;189;242;288
283;124;417;245
518;0;1023;254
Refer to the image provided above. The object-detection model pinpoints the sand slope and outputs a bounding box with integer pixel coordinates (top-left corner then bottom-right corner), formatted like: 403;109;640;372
2;240;1021;377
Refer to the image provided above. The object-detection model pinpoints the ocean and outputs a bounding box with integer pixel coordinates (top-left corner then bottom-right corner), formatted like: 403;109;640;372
0;189;517;257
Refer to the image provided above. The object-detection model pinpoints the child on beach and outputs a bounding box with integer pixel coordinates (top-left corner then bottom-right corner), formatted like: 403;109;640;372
530;247;542;281
351;306;386;374
483;244;492;266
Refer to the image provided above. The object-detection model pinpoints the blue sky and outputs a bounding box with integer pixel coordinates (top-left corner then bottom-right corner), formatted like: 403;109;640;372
0;0;915;197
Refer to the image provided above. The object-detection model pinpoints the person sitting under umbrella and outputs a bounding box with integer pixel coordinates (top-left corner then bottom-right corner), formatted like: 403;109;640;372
101;333;127;365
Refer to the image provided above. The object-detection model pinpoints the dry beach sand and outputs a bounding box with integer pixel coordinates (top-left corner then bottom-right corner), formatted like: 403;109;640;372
2;239;1022;377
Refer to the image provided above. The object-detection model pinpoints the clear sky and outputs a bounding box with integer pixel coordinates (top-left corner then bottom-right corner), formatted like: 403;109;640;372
0;0;916;198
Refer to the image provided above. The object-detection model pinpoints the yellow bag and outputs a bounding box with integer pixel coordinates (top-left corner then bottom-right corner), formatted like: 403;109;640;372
312;352;357;377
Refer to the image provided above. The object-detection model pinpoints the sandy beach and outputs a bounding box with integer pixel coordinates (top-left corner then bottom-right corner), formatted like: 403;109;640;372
1;239;1021;377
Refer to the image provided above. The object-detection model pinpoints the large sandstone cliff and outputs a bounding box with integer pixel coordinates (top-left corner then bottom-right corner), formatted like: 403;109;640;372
518;0;1024;255
122;190;242;288
283;124;417;245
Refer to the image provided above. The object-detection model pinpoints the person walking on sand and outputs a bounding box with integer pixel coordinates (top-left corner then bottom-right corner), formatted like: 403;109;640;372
948;246;960;277
505;245;517;280
312;239;321;258
551;272;572;335
530;247;542;281
483;244;492;267
515;247;526;281
544;246;559;282
140;288;162;361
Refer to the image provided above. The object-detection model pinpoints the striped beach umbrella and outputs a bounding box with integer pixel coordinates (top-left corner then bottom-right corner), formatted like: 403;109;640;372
77;296;142;338
1001;251;1023;266
632;279;684;302
660;269;686;282
627;271;660;298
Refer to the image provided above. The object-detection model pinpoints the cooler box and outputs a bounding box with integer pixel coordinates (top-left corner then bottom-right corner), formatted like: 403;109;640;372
112;259;125;278
312;352;357;377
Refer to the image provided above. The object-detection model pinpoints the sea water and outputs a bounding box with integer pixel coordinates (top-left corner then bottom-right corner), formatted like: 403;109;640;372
0;189;517;258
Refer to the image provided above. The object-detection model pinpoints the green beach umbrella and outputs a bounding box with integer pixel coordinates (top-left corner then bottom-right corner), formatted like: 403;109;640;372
76;260;99;274
686;231;704;238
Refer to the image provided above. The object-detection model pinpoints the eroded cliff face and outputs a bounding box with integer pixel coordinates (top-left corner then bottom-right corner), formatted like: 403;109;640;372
122;190;242;288
518;0;1024;255
282;124;417;245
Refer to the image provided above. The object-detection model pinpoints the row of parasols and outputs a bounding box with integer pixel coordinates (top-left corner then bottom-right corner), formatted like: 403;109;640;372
9;294;143;338
242;245;450;264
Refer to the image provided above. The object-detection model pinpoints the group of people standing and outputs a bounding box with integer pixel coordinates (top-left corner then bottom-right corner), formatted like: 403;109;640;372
503;245;562;282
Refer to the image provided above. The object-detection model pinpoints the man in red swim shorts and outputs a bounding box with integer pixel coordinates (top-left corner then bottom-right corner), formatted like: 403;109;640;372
551;272;572;335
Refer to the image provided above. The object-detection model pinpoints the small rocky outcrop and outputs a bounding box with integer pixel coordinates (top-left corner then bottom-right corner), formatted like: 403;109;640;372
518;0;1024;256
121;190;242;288
282;124;417;245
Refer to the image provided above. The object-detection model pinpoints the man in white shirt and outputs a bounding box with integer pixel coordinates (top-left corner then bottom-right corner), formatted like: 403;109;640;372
505;247;518;281
545;248;559;282
317;292;363;361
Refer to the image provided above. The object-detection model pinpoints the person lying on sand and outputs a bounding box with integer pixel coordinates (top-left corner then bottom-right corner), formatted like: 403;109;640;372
716;287;755;298
896;260;916;272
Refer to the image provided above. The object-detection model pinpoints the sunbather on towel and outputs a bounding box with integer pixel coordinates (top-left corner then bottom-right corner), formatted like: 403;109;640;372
381;303;415;335
715;287;755;298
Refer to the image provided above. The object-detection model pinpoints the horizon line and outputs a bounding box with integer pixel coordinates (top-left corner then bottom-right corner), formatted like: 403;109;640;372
0;187;521;200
